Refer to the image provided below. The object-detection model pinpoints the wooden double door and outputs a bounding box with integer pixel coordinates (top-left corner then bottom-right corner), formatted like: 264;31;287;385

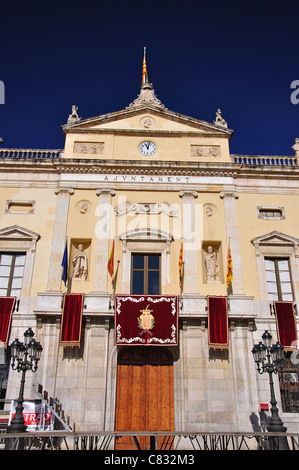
115;347;174;450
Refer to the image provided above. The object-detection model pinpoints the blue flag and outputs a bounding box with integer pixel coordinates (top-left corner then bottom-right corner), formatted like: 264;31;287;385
61;240;68;286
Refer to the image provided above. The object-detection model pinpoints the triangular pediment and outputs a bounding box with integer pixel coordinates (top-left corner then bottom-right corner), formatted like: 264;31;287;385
251;231;299;247
0;225;40;241
62;105;233;138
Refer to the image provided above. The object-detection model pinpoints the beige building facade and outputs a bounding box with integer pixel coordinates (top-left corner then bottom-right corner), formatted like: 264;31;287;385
1;64;299;440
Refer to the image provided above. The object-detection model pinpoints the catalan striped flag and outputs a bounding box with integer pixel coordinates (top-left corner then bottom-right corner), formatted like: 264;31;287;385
142;47;148;86
179;241;183;290
108;239;115;285
226;239;233;289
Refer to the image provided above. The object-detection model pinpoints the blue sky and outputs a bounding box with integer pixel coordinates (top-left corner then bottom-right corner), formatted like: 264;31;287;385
0;0;299;156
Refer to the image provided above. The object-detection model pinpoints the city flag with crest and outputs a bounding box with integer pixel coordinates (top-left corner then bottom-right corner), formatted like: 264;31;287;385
115;295;178;346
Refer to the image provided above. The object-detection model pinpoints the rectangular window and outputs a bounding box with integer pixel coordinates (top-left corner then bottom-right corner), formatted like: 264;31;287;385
0;253;26;297
265;257;293;301
131;254;161;295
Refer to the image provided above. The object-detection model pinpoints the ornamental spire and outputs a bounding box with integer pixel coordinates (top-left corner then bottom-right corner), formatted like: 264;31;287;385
127;48;166;110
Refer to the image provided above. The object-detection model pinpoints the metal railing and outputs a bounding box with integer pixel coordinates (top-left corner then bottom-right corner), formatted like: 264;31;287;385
1;431;299;450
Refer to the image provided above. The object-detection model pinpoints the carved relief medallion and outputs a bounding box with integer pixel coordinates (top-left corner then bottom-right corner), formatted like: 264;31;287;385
76;200;91;214
203;203;217;217
140;116;155;128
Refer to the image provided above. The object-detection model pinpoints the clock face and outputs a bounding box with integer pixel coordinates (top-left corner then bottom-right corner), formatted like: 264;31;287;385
139;141;157;156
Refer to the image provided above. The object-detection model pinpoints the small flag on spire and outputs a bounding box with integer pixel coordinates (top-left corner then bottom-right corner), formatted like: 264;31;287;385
142;47;148;86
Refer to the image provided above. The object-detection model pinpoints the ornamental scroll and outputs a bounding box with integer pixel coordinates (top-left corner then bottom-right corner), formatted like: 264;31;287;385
115;295;178;346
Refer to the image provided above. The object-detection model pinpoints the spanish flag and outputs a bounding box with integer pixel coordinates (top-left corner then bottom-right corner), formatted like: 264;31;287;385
226;240;233;289
108;239;115;285
142;47;148;86
179;241;183;291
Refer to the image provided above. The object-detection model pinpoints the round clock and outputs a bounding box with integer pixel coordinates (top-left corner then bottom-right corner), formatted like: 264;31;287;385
139;141;157;156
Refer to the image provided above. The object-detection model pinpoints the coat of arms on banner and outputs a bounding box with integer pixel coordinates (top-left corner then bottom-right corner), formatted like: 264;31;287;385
115;295;178;346
138;304;155;343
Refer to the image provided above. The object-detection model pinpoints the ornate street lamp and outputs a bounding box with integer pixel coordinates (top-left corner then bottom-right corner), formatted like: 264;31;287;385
7;328;43;434
252;330;288;449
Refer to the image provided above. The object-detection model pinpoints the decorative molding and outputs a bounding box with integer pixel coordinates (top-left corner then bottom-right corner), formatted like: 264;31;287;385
5;200;35;214
256;206;285;220
119;228;174;244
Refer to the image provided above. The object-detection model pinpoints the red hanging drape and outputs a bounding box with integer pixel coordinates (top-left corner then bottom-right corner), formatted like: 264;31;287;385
274;301;297;351
60;294;84;346
208;296;229;349
0;296;16;347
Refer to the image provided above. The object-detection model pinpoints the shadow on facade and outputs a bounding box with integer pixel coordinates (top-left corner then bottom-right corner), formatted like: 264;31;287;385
250;410;270;432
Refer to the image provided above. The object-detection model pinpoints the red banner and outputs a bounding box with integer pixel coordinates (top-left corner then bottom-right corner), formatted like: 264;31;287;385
0;296;16;346
60;293;84;346
274;301;297;351
208;296;229;349
115;295;178;346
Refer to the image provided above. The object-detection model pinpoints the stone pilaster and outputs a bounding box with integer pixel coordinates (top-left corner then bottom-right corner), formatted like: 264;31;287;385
46;188;73;292
179;190;199;293
220;190;244;295
94;188;115;292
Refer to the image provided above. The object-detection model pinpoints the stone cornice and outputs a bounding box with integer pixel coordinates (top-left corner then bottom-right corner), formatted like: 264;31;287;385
62;127;231;139
0;155;299;189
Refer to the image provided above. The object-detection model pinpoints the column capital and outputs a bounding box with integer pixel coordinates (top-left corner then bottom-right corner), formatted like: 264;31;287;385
219;191;239;199
54;187;74;195
179;190;198;198
96;188;116;197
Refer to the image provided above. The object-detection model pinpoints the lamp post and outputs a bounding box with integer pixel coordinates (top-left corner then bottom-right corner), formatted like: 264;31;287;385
252;330;288;449
7;328;43;434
